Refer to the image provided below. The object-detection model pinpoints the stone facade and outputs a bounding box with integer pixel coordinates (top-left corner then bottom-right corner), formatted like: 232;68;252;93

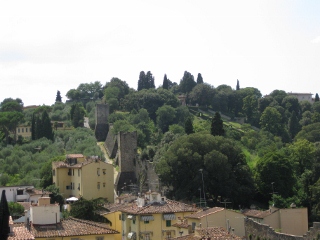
95;103;109;141
245;218;320;240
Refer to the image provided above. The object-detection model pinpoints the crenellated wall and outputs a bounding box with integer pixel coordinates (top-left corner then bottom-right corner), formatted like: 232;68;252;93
95;103;109;141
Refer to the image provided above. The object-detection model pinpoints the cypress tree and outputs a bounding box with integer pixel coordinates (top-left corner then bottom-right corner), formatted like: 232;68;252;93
315;93;319;102
211;112;225;136
236;79;240;90
185;117;194;135
55;90;62;102
196;73;203;84
138;71;146;91
31;113;36;140
288;111;301;140
41;110;54;140
35;115;43;139
0;190;10;240
146;71;155;89
163;74;169;90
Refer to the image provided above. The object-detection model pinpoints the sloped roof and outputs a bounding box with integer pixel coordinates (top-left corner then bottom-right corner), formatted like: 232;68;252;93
241;209;274;219
30;217;118;238
8;224;35;240
67;154;84;158
121;199;198;215
53;157;108;169
185;207;224;219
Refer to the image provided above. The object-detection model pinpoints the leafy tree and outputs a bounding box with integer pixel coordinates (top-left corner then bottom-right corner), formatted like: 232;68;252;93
288;111;301;140
258;96;277;114
179;71;196;93
196;73;203;84
71;103;86;128
0;111;24;144
156;105;176;133
163;74;169;90
66;89;81;100
269;90;287;105
312;101;320;114
188;83;215;106
211;112;224;136
299;100;312;113
0;190;10;240
8;202;24;218
55;90;62;102
169;124;185;135
45;185;64;206
236;79;240;90
315;93;319;102
184;117;194;135
242;95;258;122
295;122;320;142
299;111;312;127
281;96;301;116
104;77;129;105
255;151;296;199
289;139;315;175
260;107;282;136
156;133;253;205
0;98;23;112
70;197;109;222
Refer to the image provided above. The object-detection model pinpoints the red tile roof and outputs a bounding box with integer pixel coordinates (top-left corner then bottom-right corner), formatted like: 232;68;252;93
67;154;84;158
8;224;35;240
185;207;224;219
241;209;275;219
121;199;199;215
30;217;118;238
53;157;104;169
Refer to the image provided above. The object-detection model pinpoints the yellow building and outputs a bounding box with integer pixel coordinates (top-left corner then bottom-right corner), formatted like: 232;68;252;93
120;191;198;240
16;124;32;140
185;207;246;238
52;154;114;202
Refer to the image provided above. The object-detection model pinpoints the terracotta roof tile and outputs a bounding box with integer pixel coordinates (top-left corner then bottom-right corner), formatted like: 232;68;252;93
53;158;102;169
67;154;84;158
8;224;35;240
185;207;224;219
242;209;274;219
30;217;118;237
121;199;198;215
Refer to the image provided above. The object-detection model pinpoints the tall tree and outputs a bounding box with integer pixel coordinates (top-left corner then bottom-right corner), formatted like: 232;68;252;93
31;113;36;140
236;79;240;90
179;71;196;93
315;93;320;102
211;112;224;136
260;107;282;136
55;90;62;102
138;71;155;91
184;117;194;135
71;103;86;128
288;111;301;140
41;110;54;140
163;74;169;90
196;73;203;84
0;190;10;240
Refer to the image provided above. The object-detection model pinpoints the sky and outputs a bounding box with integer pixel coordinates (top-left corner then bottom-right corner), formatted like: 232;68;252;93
1;0;320;106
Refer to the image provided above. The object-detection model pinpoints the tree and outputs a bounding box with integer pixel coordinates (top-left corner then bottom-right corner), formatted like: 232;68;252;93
269;90;287;105
55;90;62;102
236;79;240;90
179;71;196;93
71;103;86;128
288;111;301;140
31;113;36;140
0;190;10;240
295;122;320;142
0;111;24;144
156;105;176;133
255;151;296;199
315;93;319;102
138;71;155;91
260;107;282;136
281;96;301;116
104;77;130;104
188;83;215;106
8;202;24;218
0;98;23;112
196;73;203;84
211;112;224;136
163;74;169;90
41;110;54;140
184;117;194;135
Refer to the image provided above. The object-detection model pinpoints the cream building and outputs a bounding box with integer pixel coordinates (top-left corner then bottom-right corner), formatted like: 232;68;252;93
185;207;246;238
52;154;114;202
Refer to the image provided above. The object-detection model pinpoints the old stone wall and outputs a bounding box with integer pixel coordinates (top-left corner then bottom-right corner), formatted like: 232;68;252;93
104;125;118;159
95;103;109;141
245;218;320;240
118;131;137;173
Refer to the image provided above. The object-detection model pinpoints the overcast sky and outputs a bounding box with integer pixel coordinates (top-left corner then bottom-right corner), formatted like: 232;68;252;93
1;0;320;106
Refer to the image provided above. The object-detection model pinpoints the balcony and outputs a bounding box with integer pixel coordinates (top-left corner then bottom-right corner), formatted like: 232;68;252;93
16;194;29;201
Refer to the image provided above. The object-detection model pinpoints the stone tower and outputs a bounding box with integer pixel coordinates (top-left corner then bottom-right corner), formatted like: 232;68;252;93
95;103;109;141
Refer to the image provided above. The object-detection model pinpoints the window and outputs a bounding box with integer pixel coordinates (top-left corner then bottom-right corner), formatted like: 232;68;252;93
97;182;100;189
133;219;136;224
96;237;104;240
145;234;151;240
22;128;24;133
18;128;20;133
166;220;171;227
52;170;55;176
17;189;23;195
97;168;100;176
103;182;106;187
26;128;28;132
166;232;171;239
78;183;80;190
144;220;149;224
103;169;106;175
